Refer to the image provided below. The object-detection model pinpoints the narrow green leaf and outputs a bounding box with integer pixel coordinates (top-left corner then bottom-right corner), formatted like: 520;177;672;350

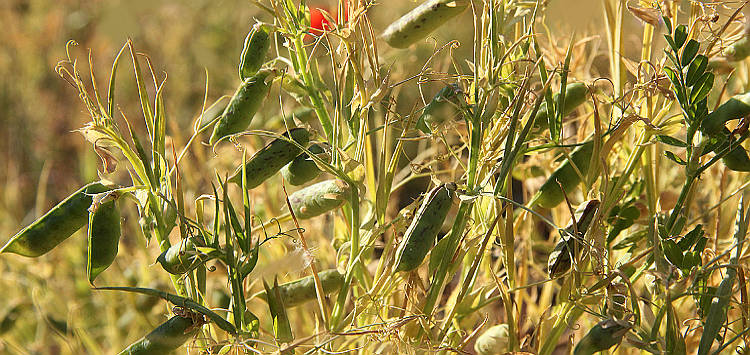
656;135;687;148
94;286;237;334
664;151;687;165
674;25;688;50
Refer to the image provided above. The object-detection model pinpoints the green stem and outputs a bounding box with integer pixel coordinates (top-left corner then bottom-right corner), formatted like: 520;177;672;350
292;36;334;142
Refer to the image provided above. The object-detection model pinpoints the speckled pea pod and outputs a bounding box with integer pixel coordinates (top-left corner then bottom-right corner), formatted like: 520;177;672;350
381;0;470;49
416;84;464;134
209;69;275;145
252;269;344;307
156;238;200;275
548;200;600;279
531;141;594;209
1;182;112;257
474;324;509;355
281;143;326;186
533;82;588;131
573;319;631;355
239;23;271;80
119;315;200;355
228;128;310;187
288;179;350;219
393;183;457;272
87;198;122;283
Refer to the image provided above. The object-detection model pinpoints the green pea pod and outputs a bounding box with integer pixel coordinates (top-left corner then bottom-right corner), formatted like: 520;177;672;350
157;237;201;275
573;319;631;355
701;91;750;137
416;84;464;133
209;69;275;145
280;143;326;186
533;83;588;131
547;200;599;279
381;0;470;49
87;197;122;283
119;315;199;354
252;269;344;307
1;182;112;257
288;179;350;219
531;141;594;209
474;324;509;355
394;183;457;272
228;128;310;187
239;23;271;80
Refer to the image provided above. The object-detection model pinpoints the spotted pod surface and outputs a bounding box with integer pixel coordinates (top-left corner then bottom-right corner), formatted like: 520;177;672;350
87;198;122;283
118;315;200;354
547;200;600;279
381;0;470;49
228;128;310;187
239;23;271;80
281;143;326;186
416;84;464;133
393;182;457;272
533;82;588;131
1;182;112;257
573;318;631;355
532;141;594;209
288;179;350;219
209;69;275;145
253;269;344;307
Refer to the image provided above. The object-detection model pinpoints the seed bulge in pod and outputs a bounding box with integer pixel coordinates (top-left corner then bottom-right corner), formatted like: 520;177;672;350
288;179;350;219
228;128;310;188
393;182;457;272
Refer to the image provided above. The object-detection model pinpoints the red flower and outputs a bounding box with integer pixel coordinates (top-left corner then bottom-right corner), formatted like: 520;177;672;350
309;7;334;36
308;1;348;37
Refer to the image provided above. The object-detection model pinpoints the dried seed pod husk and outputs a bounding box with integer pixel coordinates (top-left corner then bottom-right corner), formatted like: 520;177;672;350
381;0;470;49
1;182;113;257
209;69;275;145
87;197;122;283
239;23;272;80
252;269;344;307
573;318;631;355
547;200;600;279
393;183;457;272
533;83;588;131
118;315;200;354
474;324;509;355
288;179;350;219
228;128;310;188
281;143;326;186
531;141;594;209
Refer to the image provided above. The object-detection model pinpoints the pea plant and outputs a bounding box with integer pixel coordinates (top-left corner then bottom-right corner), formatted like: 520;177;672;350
2;0;750;354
